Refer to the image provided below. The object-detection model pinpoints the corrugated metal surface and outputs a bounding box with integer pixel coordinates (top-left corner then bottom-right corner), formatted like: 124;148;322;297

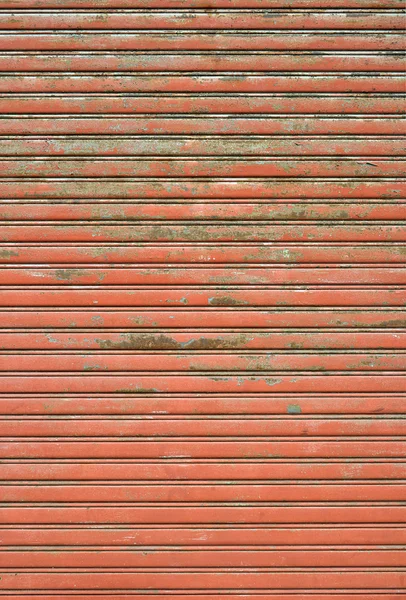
0;0;405;597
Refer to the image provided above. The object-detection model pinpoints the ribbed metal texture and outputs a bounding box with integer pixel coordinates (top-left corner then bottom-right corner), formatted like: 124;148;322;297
0;1;405;598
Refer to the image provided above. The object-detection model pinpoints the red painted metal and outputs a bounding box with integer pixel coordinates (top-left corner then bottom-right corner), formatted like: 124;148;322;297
1;116;403;134
0;1;405;597
1;32;404;51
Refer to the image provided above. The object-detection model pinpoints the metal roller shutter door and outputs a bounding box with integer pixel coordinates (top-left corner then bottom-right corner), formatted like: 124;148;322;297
0;1;405;598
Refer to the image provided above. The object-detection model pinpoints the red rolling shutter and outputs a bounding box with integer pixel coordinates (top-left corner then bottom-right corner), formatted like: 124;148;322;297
0;1;405;598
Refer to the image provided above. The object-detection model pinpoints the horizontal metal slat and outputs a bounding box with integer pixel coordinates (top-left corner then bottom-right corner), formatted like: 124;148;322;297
3;116;403;135
1;547;405;567
1;461;404;481
1;330;404;350
3;94;406;115
1;416;405;436
2;202;406;222
2;52;405;72
2;266;405;286
1;244;404;264
4;595;402;600
2;439;405;458
1;569;404;593
2;352;405;372
1;179;403;198
1;395;403;415
1;74;403;93
1;525;405;545
2;594;403;600
3;0;406;7
2;158;404;177
2;504;404;524
2;135;405;155
0;374;405;393
0;243;404;264
0;10;404;30
0;308;403;328
0;570;404;592
1;32;404;51
3;224;404;242
1;287;404;307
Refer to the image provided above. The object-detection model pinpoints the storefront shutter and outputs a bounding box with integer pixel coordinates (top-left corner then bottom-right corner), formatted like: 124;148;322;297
0;1;405;597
